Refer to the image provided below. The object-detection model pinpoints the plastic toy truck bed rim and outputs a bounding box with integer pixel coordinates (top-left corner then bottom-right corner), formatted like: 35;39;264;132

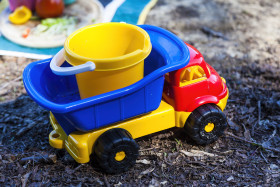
23;25;190;113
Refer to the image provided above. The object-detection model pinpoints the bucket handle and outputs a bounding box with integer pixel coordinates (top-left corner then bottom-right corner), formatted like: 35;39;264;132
50;48;96;76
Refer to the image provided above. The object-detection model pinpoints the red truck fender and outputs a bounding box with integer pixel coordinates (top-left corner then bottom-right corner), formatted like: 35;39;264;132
188;95;219;112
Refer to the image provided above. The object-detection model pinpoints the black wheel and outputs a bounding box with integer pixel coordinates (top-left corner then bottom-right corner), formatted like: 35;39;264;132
93;128;139;174
184;104;227;145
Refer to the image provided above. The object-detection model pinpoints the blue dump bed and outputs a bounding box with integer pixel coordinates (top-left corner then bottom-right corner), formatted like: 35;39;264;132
23;25;190;135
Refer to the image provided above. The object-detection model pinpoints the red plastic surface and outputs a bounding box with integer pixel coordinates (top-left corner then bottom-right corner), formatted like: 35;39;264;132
163;43;228;112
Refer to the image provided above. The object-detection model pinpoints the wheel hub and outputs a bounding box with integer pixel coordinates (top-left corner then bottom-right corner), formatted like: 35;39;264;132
115;151;126;161
205;123;215;132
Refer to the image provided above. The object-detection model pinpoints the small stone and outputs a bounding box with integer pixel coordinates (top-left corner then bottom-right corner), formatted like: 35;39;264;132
227;176;234;182
270;164;279;170
96;179;104;186
160;181;168;185
149;178;160;187
276;100;280;108
272;173;280;178
114;182;122;187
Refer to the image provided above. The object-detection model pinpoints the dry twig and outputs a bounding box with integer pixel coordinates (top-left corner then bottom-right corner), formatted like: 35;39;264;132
73;164;84;171
180;150;215;157
138;167;155;179
0;76;22;95
139;147;160;152
19;154;57;164
21;172;31;187
201;26;228;40
241;123;255;142
103;175;110;187
136;159;151;165
225;132;280;153
258;100;261;126
260;150;268;164
264;124;277;143
0;125;7;145
16;122;36;137
252;100;261;136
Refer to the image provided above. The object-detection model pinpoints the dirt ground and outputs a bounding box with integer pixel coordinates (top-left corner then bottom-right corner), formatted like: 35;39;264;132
0;0;280;186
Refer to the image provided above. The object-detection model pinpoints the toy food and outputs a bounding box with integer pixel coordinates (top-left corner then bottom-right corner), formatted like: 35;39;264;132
8;0;36;11
9;6;32;25
35;0;64;18
22;28;31;38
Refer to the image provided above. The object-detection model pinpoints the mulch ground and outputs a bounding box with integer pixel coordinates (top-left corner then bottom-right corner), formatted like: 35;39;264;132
0;0;280;186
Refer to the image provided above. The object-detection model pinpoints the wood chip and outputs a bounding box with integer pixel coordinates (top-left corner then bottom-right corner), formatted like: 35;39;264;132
180;150;215;157
136;159;151;165
138;167;155;178
19;154;57;164
227;176;234;182
21;172;31;187
16;122;36;137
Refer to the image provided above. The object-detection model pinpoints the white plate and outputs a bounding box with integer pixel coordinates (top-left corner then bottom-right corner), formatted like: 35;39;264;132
0;0;104;48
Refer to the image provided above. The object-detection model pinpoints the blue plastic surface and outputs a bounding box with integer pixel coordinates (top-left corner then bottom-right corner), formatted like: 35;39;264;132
23;25;190;134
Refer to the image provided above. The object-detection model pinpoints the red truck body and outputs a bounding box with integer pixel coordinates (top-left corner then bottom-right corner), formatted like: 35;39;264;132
163;43;228;112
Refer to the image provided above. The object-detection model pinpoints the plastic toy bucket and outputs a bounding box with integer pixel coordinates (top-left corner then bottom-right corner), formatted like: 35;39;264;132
51;23;152;99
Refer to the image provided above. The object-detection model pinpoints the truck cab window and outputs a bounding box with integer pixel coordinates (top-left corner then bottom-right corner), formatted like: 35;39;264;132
179;66;207;87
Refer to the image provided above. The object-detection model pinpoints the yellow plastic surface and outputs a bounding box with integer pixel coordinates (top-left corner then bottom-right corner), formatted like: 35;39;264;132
175;111;191;128
115;151;126;161
50;101;175;163
205;123;215;132
64;22;151;70
49;113;68;149
137;0;158;24
64;22;152;99
9;6;32;25
179;66;207;87
76;61;144;98
217;89;229;111
221;77;226;84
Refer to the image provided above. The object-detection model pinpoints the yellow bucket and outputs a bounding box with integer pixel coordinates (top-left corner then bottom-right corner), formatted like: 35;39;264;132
64;23;152;99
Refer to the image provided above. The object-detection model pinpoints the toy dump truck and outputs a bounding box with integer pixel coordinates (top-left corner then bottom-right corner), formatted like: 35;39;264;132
23;23;228;174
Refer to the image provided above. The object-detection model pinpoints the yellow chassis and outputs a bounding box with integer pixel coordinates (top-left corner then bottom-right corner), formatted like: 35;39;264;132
49;91;228;163
50;101;175;163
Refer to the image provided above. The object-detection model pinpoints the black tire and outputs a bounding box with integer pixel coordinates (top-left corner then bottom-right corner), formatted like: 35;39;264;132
93;128;139;174
184;104;227;145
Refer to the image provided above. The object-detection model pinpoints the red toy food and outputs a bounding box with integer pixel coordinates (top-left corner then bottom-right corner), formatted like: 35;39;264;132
35;0;64;18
